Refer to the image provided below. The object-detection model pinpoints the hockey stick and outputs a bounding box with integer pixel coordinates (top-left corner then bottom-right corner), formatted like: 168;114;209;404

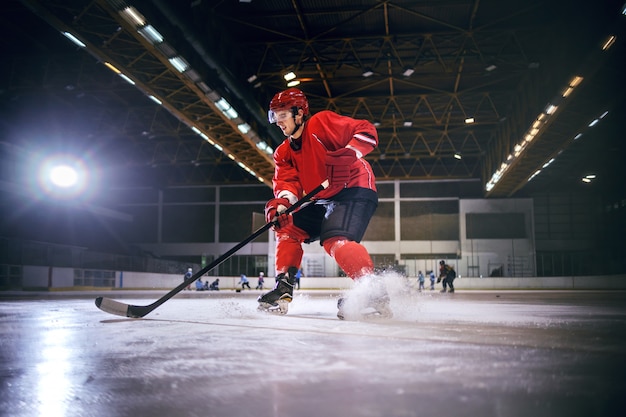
95;180;329;318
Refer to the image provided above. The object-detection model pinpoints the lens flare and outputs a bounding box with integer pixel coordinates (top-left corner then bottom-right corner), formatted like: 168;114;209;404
36;154;91;200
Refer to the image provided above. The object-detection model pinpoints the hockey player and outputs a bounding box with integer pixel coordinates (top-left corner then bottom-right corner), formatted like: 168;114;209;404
257;87;391;319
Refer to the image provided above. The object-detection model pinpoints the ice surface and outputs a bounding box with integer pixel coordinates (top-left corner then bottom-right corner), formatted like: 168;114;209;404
1;285;625;417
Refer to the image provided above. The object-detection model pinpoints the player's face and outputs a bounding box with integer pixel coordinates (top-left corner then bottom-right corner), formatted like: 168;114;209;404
275;110;296;136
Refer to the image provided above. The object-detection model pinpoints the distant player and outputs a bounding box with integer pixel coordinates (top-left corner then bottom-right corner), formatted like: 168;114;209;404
184;267;192;290
439;260;457;293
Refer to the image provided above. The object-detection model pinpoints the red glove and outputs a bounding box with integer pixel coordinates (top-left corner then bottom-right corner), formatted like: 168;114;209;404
325;148;357;189
274;212;293;229
265;197;292;227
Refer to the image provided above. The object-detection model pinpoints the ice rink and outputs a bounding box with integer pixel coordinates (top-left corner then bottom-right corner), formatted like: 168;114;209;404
1;285;625;417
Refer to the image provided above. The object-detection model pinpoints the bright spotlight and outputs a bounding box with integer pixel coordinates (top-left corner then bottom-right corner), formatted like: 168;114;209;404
36;155;92;200
50;165;79;188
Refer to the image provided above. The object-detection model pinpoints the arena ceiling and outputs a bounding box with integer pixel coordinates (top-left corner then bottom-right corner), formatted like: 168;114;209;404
1;0;624;199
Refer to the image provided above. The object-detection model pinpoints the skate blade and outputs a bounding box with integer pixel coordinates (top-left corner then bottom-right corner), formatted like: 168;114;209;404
257;298;290;315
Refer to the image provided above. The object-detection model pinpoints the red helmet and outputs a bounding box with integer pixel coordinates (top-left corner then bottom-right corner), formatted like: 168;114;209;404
268;88;309;123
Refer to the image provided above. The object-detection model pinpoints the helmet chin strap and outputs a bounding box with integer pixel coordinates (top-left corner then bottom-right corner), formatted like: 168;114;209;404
287;117;304;150
289;117;303;137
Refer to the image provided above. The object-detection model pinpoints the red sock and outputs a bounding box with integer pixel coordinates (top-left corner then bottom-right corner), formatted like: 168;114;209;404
323;237;373;279
275;233;303;275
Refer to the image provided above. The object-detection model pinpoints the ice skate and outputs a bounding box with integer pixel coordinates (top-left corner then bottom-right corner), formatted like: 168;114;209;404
336;276;393;320
257;267;297;315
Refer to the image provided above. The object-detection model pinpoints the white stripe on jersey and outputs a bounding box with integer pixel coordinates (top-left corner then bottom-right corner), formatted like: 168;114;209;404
353;133;377;146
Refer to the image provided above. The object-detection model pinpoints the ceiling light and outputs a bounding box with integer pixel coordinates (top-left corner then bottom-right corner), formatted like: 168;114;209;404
119;6;146;27
168;56;189;73
287;80;300;87
527;170;541;182
256;141;273;155
138;25;164;44
362;69;374;77
402;68;415;77
148;95;162;105
118;74;135;85
485;64;497;72
215;98;231;111
237;123;251;134
62;31;86;48
454;152;462;160
247;74;257;83
225;108;238;119
561;86;574;97
283;71;296;81
215;98;239;119
602;35;616;50
544;104;557;115
104;62;121;74
465;117;475;124
569;76;583;87
403;121;412;127
582;177;592;183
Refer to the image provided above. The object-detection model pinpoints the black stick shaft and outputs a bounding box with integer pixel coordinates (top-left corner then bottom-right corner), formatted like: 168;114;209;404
97;180;328;317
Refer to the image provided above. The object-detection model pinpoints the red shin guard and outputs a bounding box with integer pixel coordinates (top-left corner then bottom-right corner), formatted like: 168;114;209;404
323;237;374;279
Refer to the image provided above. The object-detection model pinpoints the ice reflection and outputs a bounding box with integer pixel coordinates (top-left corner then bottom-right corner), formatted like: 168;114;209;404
36;328;72;417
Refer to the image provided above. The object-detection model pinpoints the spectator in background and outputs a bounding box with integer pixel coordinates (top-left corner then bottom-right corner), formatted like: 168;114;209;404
209;278;220;291
195;278;204;291
429;270;436;291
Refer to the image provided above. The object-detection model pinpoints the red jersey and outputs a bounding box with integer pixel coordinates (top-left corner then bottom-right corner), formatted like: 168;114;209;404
272;110;378;200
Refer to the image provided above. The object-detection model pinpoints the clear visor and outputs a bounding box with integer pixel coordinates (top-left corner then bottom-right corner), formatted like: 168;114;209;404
268;109;293;124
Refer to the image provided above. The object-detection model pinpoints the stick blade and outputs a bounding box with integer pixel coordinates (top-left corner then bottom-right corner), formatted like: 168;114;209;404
95;297;153;318
95;297;133;318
